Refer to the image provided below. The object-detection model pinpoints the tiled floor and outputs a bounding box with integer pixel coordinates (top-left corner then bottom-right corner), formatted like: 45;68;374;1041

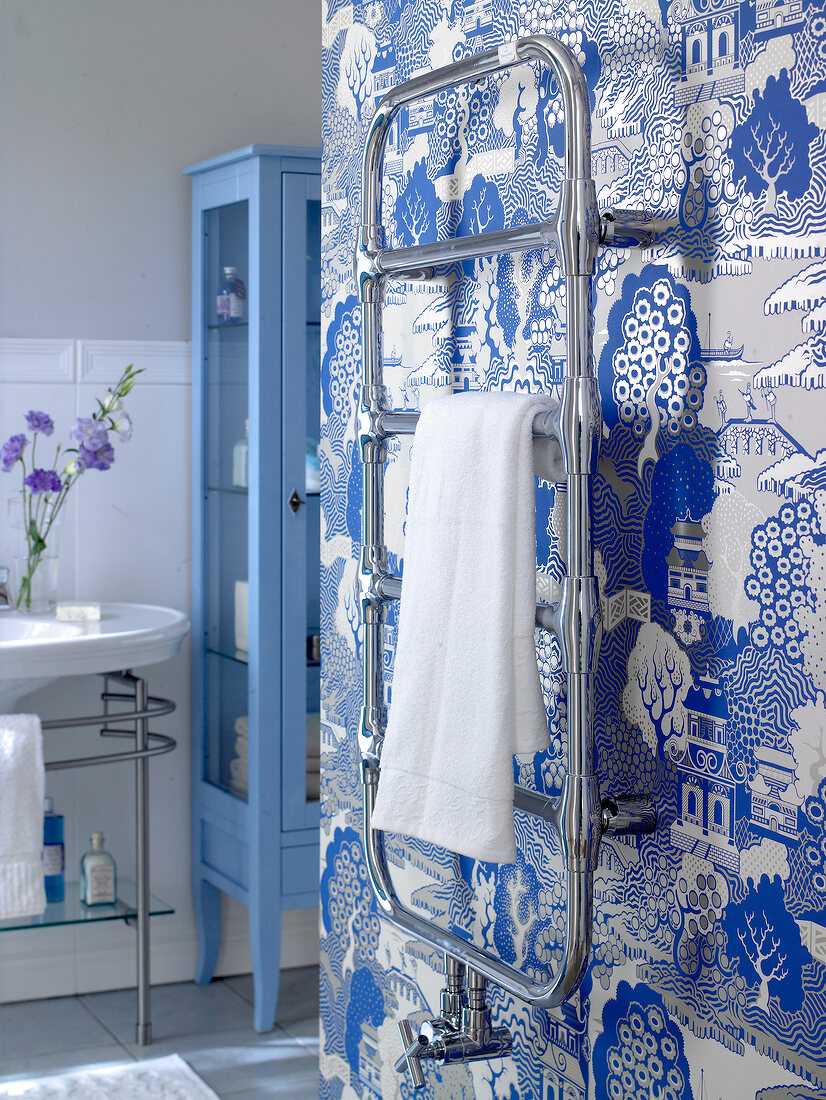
0;967;318;1099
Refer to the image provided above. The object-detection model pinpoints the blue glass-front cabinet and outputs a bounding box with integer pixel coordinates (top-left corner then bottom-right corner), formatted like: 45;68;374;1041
185;146;321;1032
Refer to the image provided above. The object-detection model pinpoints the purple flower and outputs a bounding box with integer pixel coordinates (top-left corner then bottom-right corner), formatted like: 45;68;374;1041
79;440;115;471
1;434;27;472
24;468;62;495
25;410;54;436
70;417;108;452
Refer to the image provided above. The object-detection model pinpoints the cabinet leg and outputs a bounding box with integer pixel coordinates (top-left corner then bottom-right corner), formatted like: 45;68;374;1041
250;902;280;1032
194;876;222;985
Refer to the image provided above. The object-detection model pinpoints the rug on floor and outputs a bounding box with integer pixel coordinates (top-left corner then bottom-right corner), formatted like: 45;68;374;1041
0;1054;220;1099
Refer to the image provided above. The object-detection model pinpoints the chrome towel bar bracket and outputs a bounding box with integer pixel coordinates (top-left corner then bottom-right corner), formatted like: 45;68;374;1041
351;33;658;1087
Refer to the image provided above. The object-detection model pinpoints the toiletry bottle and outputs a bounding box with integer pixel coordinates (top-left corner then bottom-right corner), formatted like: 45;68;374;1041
42;797;64;903
217;266;246;324
80;831;117;906
232;420;249;488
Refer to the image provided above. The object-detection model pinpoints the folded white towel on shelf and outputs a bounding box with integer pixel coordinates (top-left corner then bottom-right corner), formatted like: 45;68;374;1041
229;757;248;783
0;714;46;919
234;581;249;655
371;390;551;863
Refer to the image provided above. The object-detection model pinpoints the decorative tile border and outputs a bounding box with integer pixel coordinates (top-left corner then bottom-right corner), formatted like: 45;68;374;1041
0;339;75;383
0;339;192;386
78;340;190;385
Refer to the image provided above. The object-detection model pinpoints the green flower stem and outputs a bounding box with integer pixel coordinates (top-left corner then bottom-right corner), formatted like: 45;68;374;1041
10;363;142;609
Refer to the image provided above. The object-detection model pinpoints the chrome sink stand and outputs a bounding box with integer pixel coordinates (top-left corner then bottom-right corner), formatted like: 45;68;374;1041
353;35;658;1089
42;670;176;1046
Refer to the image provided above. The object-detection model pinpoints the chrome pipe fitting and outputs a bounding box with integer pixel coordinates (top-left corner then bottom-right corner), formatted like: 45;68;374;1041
554;178;601;277
439;1026;513;1066
461;969;491;1045
600;207;659;249
559;774;603;872
602;795;658;836
395;960;512;1090
440;955;467;1026
396;1020;427;1089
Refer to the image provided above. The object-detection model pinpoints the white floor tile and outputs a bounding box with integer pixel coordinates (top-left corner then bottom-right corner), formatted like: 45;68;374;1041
0;998;115;1059
80;979;253;1043
0;1044;132;1082
0;973;319;1100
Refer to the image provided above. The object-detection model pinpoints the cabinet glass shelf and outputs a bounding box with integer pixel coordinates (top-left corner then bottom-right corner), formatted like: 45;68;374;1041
0;879;173;932
208;322;249;331
206;645;249;665
205;644;320;669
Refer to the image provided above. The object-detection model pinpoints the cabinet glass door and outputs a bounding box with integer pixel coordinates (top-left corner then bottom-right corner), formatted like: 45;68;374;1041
282;173;321;829
203;199;250;798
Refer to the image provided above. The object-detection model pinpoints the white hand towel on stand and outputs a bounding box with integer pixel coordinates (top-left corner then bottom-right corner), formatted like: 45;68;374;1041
371;390;552;863
0;713;46;919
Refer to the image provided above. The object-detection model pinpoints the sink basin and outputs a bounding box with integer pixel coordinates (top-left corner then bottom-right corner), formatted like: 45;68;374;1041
0;602;190;711
0;618;87;643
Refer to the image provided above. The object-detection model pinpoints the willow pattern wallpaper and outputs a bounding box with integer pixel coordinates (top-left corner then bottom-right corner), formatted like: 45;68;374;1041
319;0;826;1095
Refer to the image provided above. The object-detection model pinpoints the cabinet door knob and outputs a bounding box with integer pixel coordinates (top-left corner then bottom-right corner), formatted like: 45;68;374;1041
289;489;305;513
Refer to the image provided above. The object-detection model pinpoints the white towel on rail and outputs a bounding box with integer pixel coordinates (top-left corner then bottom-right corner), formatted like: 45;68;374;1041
371;390;551;863
0;713;46;919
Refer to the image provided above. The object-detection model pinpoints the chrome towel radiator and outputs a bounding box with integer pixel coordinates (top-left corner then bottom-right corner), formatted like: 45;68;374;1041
353;35;657;1087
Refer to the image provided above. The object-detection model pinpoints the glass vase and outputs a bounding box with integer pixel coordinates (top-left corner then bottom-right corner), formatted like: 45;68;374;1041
8;494;63;613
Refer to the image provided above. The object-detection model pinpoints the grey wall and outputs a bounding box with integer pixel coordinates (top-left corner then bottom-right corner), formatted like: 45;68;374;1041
0;0;320;340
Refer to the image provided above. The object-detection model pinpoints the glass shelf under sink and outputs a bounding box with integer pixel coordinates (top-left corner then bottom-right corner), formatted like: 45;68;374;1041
0;878;173;932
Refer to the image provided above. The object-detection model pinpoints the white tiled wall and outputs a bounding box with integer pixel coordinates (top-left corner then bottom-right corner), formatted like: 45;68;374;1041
0;338;317;1002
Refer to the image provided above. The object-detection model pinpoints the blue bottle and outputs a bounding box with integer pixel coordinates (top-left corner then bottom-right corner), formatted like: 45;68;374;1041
42;796;65;903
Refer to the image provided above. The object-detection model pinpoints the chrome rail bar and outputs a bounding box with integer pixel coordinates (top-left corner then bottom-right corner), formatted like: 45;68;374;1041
43;734;176;771
376;204;656;282
354;34;656;1011
377;220;556;277
376;407;560;439
40;697;176;731
371;567;558;639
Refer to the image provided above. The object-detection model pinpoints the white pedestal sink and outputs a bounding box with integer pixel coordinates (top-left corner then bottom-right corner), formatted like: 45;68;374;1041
0;602;191;1045
0;602;190;711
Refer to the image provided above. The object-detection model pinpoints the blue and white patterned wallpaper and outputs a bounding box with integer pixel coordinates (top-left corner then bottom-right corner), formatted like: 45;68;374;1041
320;0;826;1094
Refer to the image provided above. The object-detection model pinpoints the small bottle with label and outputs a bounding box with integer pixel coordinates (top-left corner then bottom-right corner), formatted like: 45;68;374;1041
216;266;246;324
232;420;249;488
80;831;117;907
42;797;64;903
